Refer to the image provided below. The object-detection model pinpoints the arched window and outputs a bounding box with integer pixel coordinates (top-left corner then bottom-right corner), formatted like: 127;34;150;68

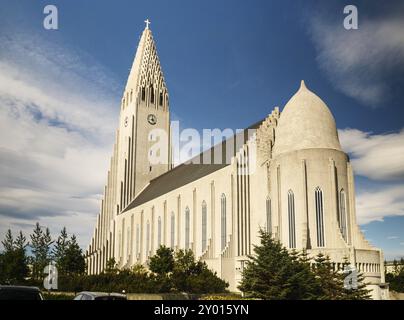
157;216;162;248
266;197;272;234
202;201;207;252
146;220;150;257
150;85;155;104
288;190;296;248
127;227;130;259
141;87;146;101
339;189;347;241
315;187;325;247
170;212;175;248
185;207;190;249
221;194;227;251
135;224;140;260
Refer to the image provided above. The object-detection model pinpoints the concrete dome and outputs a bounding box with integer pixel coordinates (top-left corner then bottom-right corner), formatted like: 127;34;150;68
273;81;342;157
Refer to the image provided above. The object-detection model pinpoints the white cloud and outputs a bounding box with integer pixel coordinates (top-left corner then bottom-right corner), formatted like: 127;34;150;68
339;128;404;224
387;236;399;240
308;9;404;106
339;128;404;181
0;31;120;248
356;185;404;224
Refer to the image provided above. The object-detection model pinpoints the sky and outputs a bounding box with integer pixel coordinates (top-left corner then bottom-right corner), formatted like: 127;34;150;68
0;0;403;260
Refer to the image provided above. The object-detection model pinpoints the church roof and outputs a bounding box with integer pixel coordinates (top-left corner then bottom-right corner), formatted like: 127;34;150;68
272;80;342;157
123;118;264;211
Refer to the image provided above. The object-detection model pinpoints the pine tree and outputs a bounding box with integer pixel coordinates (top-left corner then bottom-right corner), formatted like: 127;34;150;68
1;229;14;252
52;227;69;274
312;253;344;299
30;223;53;280
238;229;319;300
0;230;29;284
64;235;85;275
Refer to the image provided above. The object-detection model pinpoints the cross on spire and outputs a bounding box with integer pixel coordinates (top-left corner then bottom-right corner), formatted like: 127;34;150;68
144;19;151;30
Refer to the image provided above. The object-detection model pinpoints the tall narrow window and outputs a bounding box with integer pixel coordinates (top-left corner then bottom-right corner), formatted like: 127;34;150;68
339;189;347;241
150;85;155;104
130;89;133;102
135;224;140;260
202;201;207;252
315;187;325;247
146;220;150;258
157;216;162;248
185;207;190;249
170;212;175;248
141;87;146;101
288;190;296;248
127;227;130;260
159;92;163;106
266;197;272;234
221;194;227;251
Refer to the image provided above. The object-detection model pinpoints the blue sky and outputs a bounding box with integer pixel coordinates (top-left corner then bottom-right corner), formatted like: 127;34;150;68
0;0;403;260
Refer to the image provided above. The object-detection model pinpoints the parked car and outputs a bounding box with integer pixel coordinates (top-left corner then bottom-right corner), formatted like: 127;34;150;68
73;291;127;300
0;285;44;300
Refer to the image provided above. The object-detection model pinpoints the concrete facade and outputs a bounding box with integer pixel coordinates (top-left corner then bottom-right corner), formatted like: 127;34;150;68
85;24;388;299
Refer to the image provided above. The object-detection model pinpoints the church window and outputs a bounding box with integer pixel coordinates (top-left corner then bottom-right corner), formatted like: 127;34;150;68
122;98;125;108
288;190;296;248
141;87;146;101
221;194;227;251
202;201;207;252
157;216;162;248
170;212;175;248
266;197;272;234
159;92;163;106
185;207;190;249
150;85;155;104
130;90;133;102
339;189;347;241
315;187;325;247
135;224;140;260
146;220;150;258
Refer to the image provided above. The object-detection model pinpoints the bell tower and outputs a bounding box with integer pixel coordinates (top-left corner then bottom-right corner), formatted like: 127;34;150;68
116;20;171;213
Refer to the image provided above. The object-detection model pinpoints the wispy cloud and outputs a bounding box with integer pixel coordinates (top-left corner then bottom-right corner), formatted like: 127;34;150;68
0;31;120;248
339;128;404;181
387;236;399;240
356;184;404;224
307;6;404;106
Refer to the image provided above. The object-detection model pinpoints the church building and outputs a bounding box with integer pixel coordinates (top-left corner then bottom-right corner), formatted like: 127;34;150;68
85;22;388;299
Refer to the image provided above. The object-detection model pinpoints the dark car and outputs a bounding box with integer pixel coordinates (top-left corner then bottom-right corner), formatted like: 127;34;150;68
74;291;127;300
0;286;44;300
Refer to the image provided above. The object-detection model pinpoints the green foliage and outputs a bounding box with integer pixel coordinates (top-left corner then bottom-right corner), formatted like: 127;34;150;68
0;229;29;284
63;235;85;276
149;246;175;275
239;230;320;300
30;223;54;280
386;270;404;293
52;227;69;274
239;230;371;300
312;253;344;299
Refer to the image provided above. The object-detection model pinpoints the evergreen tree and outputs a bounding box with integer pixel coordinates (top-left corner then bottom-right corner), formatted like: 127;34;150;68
52;227;69;274
312;253;344;299
0;230;29;284
63;235;85;275
1;229;14;252
30;223;54;280
238;229;319;300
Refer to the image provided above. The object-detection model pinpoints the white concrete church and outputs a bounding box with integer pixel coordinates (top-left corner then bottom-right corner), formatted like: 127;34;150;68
86;22;388;299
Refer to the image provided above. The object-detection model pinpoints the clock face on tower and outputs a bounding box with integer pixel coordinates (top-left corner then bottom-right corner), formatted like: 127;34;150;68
147;114;157;125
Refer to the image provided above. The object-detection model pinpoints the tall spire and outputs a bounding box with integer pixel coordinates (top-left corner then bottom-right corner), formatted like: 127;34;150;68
123;21;168;107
